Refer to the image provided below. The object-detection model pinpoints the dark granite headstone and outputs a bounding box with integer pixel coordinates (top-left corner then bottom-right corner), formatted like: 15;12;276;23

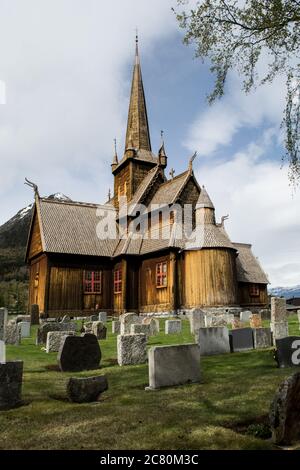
229;328;254;352
0;361;23;409
67;375;108;403
58;334;101;372
275;336;300;368
253;328;272;349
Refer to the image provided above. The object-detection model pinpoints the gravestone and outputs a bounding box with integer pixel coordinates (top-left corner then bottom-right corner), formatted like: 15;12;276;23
19;322;31;338
112;320;120;335
0;340;5;363
274;337;300;368
130;323;151;337
92;321;107;340
270;372;300;445
58;334;101;372
30;304;40;325
260;308;271;320
120;313;140;335
67;375;108;403
142;317;160;335
36;322;77;345
229;328;254;352
253;328;272;349
117;334;147;366
61;315;71;323
240;311;252;323
46;331;75;353
5;323;21;345
0;308;7;342
89;315;98;322
231;318;243;329
16;315;31;323
83;321;93;334
0;361;23;409
189;309;205;334
165;320;182;335
195;327;230;356
250;313;262;329
204;315;227;328
98;312;107;323
298;310;300;329
271;322;289;345
147;344;201;390
271;297;287;323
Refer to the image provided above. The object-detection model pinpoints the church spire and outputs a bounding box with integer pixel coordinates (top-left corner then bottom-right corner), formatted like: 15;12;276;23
125;34;152;152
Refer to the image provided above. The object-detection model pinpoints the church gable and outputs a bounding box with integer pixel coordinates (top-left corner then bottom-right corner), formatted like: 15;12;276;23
26;207;43;261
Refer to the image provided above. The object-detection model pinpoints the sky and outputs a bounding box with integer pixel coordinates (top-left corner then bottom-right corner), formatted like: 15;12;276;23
0;0;299;287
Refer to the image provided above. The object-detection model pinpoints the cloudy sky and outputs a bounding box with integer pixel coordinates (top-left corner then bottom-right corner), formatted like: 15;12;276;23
0;0;299;287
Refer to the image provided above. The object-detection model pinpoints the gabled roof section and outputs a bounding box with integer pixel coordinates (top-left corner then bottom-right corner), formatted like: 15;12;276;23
197;186;215;209
129;165;165;211
34;198;118;257
148;171;190;206
233;242;269;284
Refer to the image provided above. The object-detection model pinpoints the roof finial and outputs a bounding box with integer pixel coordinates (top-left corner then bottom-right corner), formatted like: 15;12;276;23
108;188;112;201
169;168;175;179
24;177;39;198
189;151;197;171
160;130;164;145
112;138;118;166
135;28;139;64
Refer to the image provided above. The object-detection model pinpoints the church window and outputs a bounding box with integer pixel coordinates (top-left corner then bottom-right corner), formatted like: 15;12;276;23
156;262;168;288
249;284;260;297
84;270;102;294
114;269;122;294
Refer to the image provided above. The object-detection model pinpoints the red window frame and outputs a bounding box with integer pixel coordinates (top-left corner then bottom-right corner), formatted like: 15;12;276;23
114;269;122;294
249;284;260;297
83;270;102;294
156;261;168;288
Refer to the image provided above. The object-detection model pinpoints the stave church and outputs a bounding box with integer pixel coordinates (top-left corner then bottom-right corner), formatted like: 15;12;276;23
26;39;268;317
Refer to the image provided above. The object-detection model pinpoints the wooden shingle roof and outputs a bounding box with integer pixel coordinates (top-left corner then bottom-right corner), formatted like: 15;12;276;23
37;198;118;257
233;243;269;284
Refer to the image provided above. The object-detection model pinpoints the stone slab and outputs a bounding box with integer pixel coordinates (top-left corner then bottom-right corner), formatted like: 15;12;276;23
142;317;160;335
98;312;107;323
130;323;151;337
0;340;5;363
240;311;252;323
271;321;289;345
0;308;7;341
19;322;31;338
46;331;75;353
112;320;120;335
67;375;108;403
91;321;107;340
249;314;263;329
117;334;147;366
5;323;21;345
253;328;272;349
195;327;230;356
229;328;254;352
0;361;23;409
58;334;101;372
147;344;201;390
120;313;140;335
36;322;77;345
271;297;287;323
189;309;205;334
165;320;182;335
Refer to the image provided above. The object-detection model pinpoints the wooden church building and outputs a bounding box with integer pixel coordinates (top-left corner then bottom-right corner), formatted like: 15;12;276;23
26;39;268;317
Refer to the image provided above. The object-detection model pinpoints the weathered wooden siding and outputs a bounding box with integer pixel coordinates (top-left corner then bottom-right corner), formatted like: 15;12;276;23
238;282;268;307
28;211;43;260
28;255;48;312
139;253;175;313
181;249;239;307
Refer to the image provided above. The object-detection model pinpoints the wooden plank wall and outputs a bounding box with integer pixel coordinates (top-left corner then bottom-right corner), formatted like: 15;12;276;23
181;248;239;307
28;212;43;259
238;283;268;307
28;255;48;312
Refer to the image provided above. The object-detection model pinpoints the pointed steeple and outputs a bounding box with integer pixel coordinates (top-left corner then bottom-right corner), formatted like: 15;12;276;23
125;34;151;152
196;186;216;225
158;130;167;168
111;138;118;171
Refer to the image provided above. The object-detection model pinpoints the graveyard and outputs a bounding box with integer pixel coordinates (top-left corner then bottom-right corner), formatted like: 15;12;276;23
0;312;299;450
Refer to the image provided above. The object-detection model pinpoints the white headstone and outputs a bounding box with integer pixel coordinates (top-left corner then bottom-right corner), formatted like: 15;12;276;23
19;321;31;338
98;312;107;323
0;307;8;341
120;313;140;335
0;340;5;363
165;320;182;335
240;311;252;323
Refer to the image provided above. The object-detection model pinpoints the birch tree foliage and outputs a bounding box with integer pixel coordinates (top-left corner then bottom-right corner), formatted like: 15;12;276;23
174;0;300;185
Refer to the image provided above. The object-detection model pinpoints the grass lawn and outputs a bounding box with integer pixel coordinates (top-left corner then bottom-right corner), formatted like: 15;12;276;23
0;315;299;450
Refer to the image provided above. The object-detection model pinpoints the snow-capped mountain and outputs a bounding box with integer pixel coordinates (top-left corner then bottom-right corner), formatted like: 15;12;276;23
268;285;300;299
0;193;71;280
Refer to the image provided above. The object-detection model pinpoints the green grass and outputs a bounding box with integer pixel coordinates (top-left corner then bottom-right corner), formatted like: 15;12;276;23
0;316;299;450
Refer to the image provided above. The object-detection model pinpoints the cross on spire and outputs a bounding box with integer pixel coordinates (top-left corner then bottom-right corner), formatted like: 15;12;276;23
169;168;175;179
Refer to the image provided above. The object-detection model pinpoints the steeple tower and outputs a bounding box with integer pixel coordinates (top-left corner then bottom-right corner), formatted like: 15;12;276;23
124;33;151;152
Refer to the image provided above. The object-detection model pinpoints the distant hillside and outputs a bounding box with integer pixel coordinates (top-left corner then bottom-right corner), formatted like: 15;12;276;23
269;285;300;300
0;193;71;281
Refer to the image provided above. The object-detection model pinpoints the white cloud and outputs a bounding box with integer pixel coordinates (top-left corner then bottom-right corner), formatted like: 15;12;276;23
195;131;300;287
185;73;286;155
0;0;177;223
